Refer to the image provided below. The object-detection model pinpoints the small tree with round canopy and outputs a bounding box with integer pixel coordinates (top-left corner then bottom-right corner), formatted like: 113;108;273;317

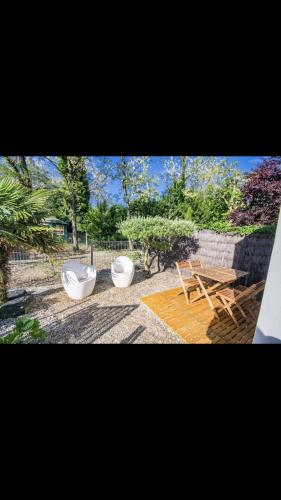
119;216;196;272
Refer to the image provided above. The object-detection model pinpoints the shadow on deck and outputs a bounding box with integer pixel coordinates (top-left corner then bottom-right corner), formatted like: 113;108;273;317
141;287;260;344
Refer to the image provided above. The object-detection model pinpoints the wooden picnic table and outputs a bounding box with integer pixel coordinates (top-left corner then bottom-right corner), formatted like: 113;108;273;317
190;266;249;314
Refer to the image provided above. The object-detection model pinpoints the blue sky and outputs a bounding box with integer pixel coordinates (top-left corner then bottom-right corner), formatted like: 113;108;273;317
105;156;264;200
0;155;264;202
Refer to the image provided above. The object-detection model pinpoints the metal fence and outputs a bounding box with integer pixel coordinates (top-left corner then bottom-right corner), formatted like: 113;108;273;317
89;240;143;269
9;241;143;269
10;251;47;263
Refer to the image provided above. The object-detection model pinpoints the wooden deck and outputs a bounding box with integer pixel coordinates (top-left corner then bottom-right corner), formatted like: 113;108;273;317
141;287;260;344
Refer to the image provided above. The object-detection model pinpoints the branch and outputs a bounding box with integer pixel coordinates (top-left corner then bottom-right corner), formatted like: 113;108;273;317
43;156;59;168
4;156;21;176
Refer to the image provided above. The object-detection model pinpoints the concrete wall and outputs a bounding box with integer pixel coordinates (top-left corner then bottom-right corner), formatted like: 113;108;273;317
253;211;281;343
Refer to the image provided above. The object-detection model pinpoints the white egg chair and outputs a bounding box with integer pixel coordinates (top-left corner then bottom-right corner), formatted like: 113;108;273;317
111;256;134;288
61;260;96;300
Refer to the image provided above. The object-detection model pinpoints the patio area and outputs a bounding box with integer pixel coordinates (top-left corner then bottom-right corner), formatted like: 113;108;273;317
141;286;260;344
1;256;262;343
1;265;186;343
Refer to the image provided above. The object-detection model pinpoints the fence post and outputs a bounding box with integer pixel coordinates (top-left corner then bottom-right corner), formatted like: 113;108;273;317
90;242;93;266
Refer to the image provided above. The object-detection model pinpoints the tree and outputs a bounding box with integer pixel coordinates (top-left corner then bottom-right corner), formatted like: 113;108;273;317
0;156;55;190
0;177;62;303
85;201;126;241
161;157;242;220
183;172;243;225
119;216;196;272
129;195;164;217
47;156;90;251
162;180;188;219
86;156;113;205
186;156;240;193
162;156;189;189
114;156;157;248
1;156;32;189
230;157;281;225
115;156;156;216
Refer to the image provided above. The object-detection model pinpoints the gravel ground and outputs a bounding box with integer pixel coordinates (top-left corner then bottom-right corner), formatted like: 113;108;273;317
1;261;184;344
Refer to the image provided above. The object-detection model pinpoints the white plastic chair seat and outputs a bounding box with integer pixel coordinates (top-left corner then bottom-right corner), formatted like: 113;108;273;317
111;256;134;288
61;260;96;300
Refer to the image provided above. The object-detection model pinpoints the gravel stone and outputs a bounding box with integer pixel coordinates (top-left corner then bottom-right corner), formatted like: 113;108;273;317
1;261;185;344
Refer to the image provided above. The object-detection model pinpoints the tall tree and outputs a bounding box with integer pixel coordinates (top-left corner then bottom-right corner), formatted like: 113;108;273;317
0;156;55;190
54;156;90;251
1;156;32;189
179;156;188;188
163;156;189;188
86;156;112;205
115;156;156;217
45;157;90;250
114;156;156;248
187;156;239;193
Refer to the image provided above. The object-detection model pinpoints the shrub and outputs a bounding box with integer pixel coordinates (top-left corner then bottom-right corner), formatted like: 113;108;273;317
119;217;196;272
0;317;47;344
197;221;277;236
230;157;281;225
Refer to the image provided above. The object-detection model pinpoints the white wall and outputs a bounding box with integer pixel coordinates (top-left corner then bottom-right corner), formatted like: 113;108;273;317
253;210;281;343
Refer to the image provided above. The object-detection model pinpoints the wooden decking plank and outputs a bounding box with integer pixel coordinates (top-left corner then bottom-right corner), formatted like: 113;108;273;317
141;285;260;344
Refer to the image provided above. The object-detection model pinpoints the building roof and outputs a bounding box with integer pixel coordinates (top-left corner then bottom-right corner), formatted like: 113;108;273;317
43;216;67;225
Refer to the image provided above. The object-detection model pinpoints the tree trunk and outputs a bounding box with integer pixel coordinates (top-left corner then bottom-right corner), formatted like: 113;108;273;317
127;205;134;250
144;247;150;272
20;156;33;190
71;194;79;251
5;156;32;190
0;248;10;304
121;156;134;250
180;156;188;190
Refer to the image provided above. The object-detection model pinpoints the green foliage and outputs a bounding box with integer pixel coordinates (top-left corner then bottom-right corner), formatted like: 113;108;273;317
49;156;90;250
0;177;62;303
0;156;55;190
187;156;241;193
119;216;196;242
0;156;32;189
129;196;163;217
0;317;47;344
197;221;277;236
119;217;196;271
56;156;90;219
182;177;243;225
114;157;158;215
124;250;143;262
185;188;228;224
85;201;127;241
0;177;62;253
184;206;193;221
47;184;71;224
162;180;188;219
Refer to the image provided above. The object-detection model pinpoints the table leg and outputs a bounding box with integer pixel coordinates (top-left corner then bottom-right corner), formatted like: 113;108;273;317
195;274;216;310
189;279;227;305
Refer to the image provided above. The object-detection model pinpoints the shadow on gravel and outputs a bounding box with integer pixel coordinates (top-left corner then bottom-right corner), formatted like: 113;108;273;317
47;302;139;344
120;325;146;344
94;268;151;293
